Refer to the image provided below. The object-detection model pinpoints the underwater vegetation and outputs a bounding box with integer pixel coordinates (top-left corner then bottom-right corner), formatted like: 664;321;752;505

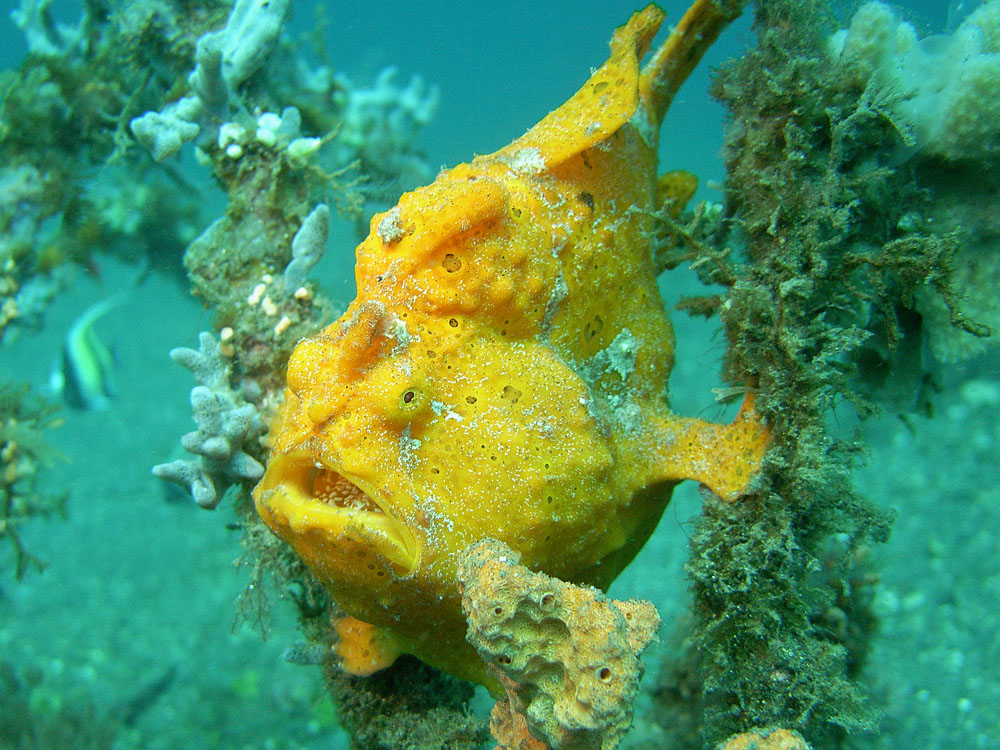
0;0;215;334
0;379;64;580
1;0;998;749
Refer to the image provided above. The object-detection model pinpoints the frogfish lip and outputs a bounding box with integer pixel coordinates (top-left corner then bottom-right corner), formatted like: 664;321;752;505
253;450;419;576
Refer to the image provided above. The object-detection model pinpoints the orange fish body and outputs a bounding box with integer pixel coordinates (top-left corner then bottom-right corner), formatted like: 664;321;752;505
253;1;763;686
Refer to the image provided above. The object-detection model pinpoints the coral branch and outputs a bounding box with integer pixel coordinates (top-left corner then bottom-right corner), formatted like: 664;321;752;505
152;331;264;509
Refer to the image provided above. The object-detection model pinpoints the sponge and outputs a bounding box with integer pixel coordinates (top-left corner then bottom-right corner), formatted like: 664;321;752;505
831;1;1000;162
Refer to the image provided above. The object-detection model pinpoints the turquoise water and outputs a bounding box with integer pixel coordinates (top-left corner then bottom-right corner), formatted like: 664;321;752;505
1;2;997;749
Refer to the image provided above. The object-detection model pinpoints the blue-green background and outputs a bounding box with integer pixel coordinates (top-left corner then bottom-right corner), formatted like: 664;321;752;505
1;2;997;749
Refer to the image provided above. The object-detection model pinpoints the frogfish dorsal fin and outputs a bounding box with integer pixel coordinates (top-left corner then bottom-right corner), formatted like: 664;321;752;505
492;0;742;171
493;5;666;171
639;0;744;132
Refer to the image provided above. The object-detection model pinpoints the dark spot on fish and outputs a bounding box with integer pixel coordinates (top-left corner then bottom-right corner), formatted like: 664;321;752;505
577;191;594;211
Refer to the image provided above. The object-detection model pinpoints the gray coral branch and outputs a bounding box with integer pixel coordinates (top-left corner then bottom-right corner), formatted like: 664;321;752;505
153;332;264;509
130;0;290;160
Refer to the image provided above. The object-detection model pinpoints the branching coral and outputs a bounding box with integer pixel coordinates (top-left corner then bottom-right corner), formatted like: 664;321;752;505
130;0;291;160
152;331;264;509
10;0;84;58
330;67;440;195
282;203;331;291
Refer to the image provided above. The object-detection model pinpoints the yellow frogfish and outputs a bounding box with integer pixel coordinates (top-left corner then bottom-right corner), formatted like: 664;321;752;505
253;0;765;686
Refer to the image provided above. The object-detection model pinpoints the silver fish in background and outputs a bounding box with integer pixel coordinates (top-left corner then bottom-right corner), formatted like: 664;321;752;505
50;295;127;410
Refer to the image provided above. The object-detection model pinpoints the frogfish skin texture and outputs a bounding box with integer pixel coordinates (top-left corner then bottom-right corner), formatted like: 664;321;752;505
253;0;765;686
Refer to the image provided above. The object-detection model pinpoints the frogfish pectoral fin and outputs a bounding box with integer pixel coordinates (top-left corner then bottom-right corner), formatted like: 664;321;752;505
653;392;771;502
